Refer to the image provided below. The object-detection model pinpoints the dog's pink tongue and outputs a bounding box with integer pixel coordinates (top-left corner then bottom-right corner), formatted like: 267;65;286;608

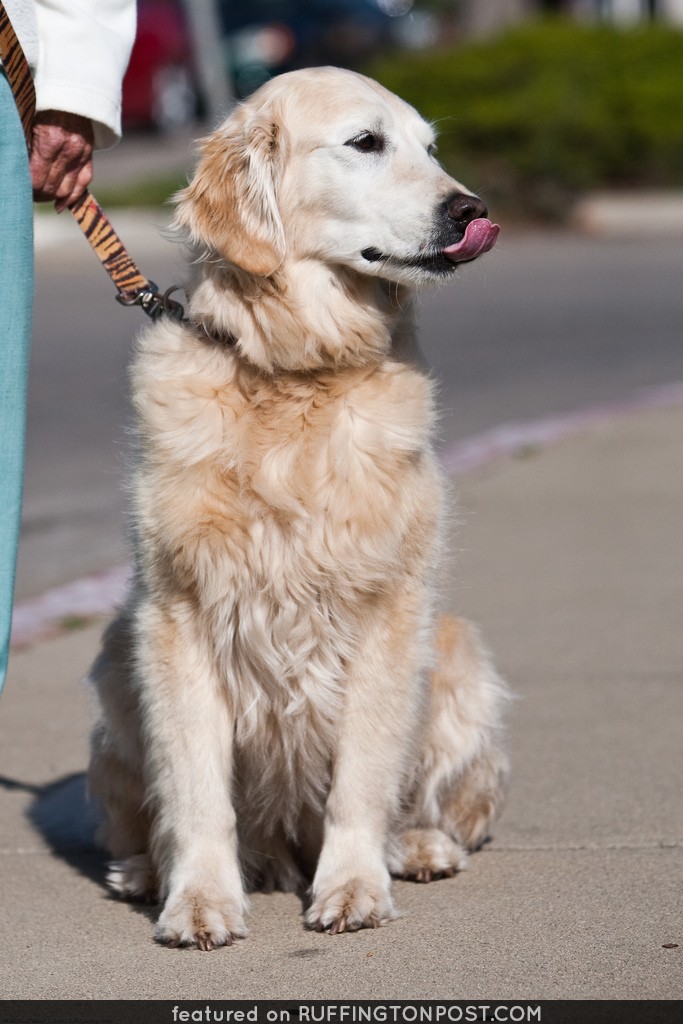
443;218;500;263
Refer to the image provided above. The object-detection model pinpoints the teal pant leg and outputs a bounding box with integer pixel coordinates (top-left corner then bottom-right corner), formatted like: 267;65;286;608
0;73;34;694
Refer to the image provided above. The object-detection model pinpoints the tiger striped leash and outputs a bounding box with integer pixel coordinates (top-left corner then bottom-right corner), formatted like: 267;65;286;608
0;1;185;322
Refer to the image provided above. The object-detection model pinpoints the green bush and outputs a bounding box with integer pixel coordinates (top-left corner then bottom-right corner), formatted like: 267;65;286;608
367;19;683;220
93;173;187;209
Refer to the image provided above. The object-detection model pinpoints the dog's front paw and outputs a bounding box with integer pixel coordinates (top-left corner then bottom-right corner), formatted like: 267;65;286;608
155;889;248;950
306;875;397;934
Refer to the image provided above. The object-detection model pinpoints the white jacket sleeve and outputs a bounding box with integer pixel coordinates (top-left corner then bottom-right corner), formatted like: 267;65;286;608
33;0;137;149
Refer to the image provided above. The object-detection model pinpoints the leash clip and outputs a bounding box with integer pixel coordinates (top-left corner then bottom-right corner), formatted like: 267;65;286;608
117;282;187;323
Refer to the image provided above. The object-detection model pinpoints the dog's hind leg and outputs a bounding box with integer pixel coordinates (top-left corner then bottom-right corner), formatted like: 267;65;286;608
87;612;156;900
389;615;509;881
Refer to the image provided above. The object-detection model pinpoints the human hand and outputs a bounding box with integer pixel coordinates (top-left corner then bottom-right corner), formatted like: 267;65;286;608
31;111;95;212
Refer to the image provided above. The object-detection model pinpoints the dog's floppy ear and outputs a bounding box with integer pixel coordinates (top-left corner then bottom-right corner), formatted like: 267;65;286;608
174;107;286;276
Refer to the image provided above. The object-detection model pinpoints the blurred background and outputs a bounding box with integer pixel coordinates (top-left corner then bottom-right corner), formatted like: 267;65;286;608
117;0;683;220
17;0;683;610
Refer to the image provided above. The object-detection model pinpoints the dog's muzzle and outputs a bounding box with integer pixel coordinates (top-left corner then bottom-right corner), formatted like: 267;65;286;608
361;192;500;270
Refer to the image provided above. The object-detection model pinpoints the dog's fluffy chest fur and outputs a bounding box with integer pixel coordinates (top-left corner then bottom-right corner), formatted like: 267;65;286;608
130;320;442;826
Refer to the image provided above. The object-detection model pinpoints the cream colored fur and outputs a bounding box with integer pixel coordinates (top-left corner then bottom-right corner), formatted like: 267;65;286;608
87;67;509;949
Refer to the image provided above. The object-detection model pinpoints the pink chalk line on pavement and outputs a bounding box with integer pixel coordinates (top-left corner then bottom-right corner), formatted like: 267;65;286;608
10;380;683;649
440;380;683;476
11;565;132;649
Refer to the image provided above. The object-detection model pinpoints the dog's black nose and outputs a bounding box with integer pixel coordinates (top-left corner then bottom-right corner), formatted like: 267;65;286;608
446;193;488;229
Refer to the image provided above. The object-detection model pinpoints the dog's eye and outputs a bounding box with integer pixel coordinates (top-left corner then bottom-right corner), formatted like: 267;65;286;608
346;132;384;154
427;143;438;158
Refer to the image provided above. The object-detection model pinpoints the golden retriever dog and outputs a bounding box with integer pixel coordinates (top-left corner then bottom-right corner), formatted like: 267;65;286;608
87;67;508;949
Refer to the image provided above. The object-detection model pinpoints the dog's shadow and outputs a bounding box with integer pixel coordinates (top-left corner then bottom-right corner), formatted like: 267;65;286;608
0;772;157;923
2;772;311;926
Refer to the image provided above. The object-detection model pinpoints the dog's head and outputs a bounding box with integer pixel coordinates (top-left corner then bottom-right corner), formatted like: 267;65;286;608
174;67;499;286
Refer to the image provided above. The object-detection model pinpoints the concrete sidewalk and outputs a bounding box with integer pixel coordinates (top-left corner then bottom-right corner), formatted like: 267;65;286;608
0;402;681;1000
